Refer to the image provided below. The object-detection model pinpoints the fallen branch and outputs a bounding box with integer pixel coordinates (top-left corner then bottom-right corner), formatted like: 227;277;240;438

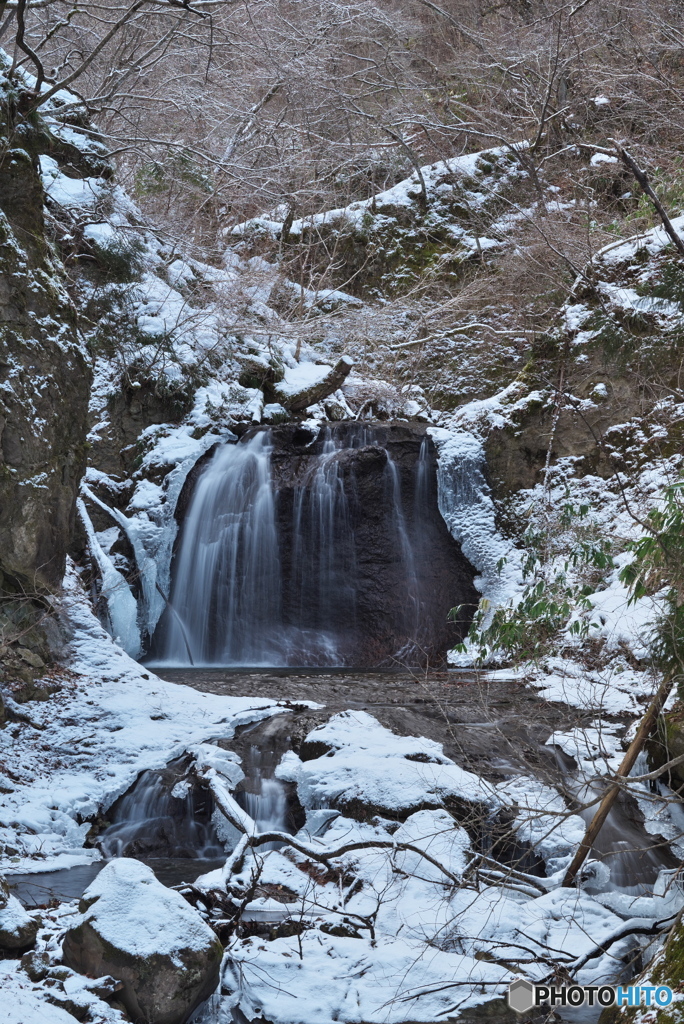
577;141;684;257
250;830;462;883
542;914;677;979
562;674;674;887
211;805;465;885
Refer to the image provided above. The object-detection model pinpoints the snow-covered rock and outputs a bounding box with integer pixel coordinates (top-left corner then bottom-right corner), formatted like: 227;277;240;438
0;877;39;950
277;710;495;818
62;858;222;1024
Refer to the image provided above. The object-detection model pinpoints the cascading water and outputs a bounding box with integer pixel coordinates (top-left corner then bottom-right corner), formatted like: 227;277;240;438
160;431;283;665
545;746;678;895
384;450;423;654
287;429;358;661
236;744;291;850
99;763;223;861
153;422;477;667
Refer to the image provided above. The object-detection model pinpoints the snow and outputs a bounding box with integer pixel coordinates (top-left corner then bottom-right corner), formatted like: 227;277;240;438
75;857;217;956
277;710;496;812
0;564;289;875
0;892;35;939
392;809;471;881
83;222;118;246
429;425;523;619
591;152;618;165
7;66;684;1024
276;361;332;397
40;155;106;209
226;932;514;1024
1;969;90;1024
452;885;625;978
599;212;684;266
232;143;527;258
585;562;659;660
1;568;675;1024
493;774;586;871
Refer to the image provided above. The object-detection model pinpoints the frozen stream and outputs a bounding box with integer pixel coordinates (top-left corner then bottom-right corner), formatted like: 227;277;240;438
4;661;684;1024
9;668;677;912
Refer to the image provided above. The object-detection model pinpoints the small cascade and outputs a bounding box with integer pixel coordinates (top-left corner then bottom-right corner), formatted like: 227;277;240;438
99;762;223;861
545;746;678;895
572;777;678;894
153;422;477;667
237;744;290;847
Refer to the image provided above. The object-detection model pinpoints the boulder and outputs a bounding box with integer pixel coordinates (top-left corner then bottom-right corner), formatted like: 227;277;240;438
0;876;39;951
62;858;223;1024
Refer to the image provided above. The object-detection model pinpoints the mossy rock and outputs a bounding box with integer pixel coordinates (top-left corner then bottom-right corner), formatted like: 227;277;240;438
647;708;684;790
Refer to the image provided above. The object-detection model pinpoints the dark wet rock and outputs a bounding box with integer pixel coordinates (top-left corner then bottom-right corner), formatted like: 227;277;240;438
0;117;91;593
62;858;223;1024
21;949;53;981
270;421;477;666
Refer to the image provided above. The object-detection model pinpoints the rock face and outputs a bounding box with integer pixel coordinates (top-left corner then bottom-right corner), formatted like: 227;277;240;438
0;875;39;951
62;858;223;1024
269;421;478;665
0;78;91;592
158;420;478;667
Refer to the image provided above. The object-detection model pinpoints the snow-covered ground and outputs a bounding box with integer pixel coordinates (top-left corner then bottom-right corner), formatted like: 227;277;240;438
2;554;683;1024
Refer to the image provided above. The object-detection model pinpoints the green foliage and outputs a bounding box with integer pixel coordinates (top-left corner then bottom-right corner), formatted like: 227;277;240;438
134;161;167;197
454;502;614;666
91;234;146;283
620;477;684;691
641;263;684;308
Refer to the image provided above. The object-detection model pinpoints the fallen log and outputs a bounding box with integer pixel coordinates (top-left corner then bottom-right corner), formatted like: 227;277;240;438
273;354;354;412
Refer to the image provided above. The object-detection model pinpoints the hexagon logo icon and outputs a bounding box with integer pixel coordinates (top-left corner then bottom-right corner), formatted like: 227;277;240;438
508;979;535;1014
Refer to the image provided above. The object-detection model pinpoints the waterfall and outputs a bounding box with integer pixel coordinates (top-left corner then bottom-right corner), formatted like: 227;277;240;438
160;432;284;665
384;451;423;652
288;429;357;659
153;423;472;667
